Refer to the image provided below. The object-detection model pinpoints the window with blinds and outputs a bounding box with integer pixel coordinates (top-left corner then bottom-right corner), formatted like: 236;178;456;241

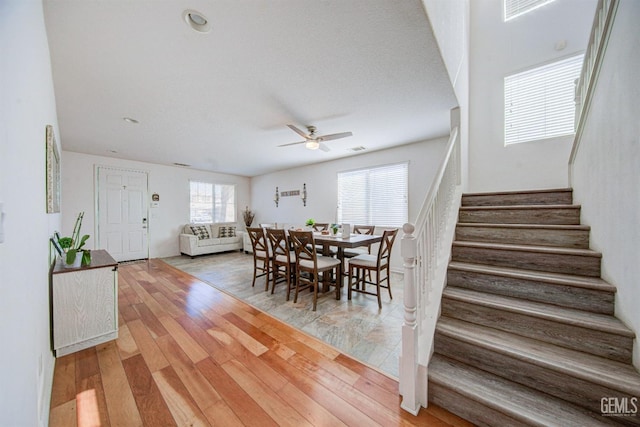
337;162;408;227
504;0;556;21
189;181;236;223
504;54;583;145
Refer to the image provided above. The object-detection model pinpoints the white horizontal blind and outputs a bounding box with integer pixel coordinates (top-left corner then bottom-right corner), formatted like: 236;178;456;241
504;54;583;145
189;181;236;223
337;162;408;227
504;0;555;21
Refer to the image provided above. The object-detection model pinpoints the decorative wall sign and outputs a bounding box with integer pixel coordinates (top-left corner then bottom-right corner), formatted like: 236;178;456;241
281;190;300;197
46;125;61;213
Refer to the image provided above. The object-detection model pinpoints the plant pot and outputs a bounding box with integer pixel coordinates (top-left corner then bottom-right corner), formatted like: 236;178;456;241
62;251;82;268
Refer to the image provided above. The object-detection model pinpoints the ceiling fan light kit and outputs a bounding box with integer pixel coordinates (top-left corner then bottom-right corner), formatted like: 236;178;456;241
279;124;353;152
305;141;320;150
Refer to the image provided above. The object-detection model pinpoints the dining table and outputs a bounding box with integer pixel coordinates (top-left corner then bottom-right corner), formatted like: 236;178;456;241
311;231;382;293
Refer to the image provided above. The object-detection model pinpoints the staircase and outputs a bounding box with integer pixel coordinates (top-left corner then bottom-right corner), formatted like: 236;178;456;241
428;188;640;426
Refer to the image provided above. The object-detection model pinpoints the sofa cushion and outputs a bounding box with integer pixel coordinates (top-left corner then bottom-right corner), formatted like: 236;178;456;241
197;238;221;247
218;226;237;238
190;225;210;240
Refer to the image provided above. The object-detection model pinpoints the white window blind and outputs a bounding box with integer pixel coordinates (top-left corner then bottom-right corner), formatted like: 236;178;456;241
504;54;583;145
337;162;408;227
189;181;236;223
504;0;555;21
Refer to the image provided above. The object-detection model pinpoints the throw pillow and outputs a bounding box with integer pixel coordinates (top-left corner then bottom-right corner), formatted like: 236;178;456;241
190;225;210;240
218;226;236;238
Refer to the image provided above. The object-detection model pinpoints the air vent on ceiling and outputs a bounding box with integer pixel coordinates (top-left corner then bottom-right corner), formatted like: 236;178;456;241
349;146;367;152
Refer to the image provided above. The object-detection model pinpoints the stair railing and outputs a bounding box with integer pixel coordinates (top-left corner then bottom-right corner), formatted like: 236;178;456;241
399;122;462;415
569;0;619;184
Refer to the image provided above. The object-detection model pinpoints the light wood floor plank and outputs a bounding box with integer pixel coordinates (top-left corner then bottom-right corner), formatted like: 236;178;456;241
48;259;470;427
195;357;279;427
95;341;143;427
155;334;223;411
152;365;210;427
50;353;76;408
221;358;313;427
122;353;176;426
116;323;140;360
49;398;77;427
127;318;170;373
158;315;209;363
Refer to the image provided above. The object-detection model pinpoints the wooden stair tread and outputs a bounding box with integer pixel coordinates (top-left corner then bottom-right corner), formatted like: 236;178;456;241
448;261;616;292
462;188;573;198
459;204;580;211
437;317;640;395
429;354;619;427
457;222;590;231
453;240;602;257
443;287;634;337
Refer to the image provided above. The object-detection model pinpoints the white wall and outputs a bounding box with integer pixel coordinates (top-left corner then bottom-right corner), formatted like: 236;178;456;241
571;0;640;367
0;1;60;425
468;0;596;192
423;0;470;190
61;152;251;258
250;137;449;269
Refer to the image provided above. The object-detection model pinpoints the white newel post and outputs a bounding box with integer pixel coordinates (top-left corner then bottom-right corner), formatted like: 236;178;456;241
400;222;422;415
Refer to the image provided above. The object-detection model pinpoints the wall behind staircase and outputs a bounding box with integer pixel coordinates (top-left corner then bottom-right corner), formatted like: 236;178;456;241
571;0;640;368
468;0;596;192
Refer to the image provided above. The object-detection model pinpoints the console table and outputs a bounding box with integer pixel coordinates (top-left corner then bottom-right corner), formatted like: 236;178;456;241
51;249;118;357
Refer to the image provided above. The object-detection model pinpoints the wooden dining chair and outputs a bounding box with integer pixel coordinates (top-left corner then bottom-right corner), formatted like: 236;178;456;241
312;223;329;231
347;228;398;309
266;228;295;299
246;227;271;290
344;224;376;258
288;230;342;311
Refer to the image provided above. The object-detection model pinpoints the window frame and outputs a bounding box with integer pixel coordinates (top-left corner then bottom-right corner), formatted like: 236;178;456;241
336;161;408;228
504;53;583;146
504;0;556;22
189;180;236;224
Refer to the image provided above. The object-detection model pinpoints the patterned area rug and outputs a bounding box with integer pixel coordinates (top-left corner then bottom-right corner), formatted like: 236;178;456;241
161;251;404;378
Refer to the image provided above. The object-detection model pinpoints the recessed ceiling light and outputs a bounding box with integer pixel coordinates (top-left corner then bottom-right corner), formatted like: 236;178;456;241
183;9;211;33
123;117;139;124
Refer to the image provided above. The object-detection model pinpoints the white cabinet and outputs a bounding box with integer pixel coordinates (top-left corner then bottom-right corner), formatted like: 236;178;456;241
51;250;118;357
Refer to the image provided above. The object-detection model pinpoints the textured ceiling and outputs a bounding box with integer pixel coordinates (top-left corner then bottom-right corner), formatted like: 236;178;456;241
44;0;457;177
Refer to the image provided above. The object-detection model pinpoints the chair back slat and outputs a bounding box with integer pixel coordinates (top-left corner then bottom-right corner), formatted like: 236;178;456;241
288;230;316;265
266;228;289;258
247;227;268;254
353;225;375;235
312;223;329;232
377;228;398;267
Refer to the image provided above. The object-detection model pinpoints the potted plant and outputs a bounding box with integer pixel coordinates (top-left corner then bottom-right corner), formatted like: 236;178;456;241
330;223;339;235
305;218;315;230
56;212;90;267
243;206;255;227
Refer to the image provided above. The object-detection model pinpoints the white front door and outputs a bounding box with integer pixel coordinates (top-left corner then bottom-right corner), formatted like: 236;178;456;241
96;166;149;262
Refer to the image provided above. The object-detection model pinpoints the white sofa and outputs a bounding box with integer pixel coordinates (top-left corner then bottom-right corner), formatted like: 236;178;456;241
179;222;244;257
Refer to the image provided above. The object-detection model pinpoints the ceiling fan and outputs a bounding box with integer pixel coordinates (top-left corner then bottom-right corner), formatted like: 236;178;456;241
278;124;353;152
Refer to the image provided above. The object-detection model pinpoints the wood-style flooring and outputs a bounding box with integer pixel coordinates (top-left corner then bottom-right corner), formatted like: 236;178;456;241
49;259;473;427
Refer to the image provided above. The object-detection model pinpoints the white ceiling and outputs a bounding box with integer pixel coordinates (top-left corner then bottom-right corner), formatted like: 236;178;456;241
44;0;457;177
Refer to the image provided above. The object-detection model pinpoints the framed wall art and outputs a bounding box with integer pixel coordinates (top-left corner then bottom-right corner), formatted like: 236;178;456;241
46;125;61;213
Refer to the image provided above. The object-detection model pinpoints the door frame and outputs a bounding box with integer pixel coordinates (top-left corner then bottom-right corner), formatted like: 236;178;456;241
94;165;150;260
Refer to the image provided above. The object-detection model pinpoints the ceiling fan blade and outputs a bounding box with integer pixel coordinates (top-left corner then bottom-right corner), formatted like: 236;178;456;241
287;124;310;139
318;143;330;152
318;131;353;142
277;140;307;147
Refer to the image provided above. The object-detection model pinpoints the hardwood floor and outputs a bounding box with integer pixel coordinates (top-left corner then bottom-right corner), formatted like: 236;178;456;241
49;259;473;427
